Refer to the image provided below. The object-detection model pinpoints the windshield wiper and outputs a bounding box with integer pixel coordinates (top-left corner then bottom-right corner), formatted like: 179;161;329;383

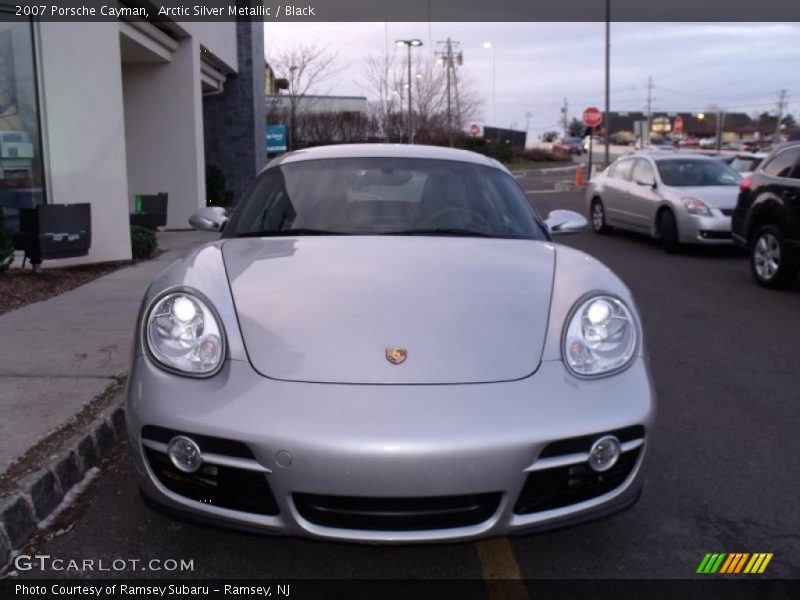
237;228;350;238
383;228;500;238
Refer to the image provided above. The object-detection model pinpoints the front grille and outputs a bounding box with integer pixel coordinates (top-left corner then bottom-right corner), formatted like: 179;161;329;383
142;429;279;516
720;208;735;216
293;492;502;531
513;447;640;515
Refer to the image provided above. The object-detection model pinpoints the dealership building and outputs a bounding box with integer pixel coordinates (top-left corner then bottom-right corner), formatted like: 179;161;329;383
0;10;265;264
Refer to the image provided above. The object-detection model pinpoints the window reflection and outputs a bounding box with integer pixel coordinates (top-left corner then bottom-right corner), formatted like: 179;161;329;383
0;13;45;232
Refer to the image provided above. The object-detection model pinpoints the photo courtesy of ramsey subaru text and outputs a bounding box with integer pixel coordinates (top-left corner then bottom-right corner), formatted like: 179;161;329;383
126;144;654;542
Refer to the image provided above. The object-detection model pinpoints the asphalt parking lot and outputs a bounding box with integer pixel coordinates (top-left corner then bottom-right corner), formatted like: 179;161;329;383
9;171;800;582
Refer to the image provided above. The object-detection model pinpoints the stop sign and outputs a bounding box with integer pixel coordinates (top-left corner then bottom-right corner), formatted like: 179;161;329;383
582;107;603;128
470;123;480;137
674;115;684;133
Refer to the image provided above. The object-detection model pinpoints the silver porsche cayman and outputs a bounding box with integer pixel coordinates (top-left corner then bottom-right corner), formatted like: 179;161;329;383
127;144;655;542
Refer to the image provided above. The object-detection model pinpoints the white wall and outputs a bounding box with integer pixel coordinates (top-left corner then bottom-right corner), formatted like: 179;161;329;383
37;22;132;264
122;37;206;229
187;21;238;73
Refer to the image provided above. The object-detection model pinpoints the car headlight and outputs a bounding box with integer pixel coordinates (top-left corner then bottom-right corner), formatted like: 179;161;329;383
563;295;638;377
681;197;712;216
145;291;225;376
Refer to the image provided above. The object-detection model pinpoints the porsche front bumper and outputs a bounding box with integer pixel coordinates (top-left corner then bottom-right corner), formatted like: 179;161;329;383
127;356;655;542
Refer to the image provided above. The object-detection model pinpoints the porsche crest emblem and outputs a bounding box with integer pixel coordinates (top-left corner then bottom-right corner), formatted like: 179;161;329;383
385;346;408;365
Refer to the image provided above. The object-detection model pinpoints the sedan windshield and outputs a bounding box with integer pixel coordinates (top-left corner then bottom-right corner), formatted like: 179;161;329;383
655;159;742;187
226;157;547;240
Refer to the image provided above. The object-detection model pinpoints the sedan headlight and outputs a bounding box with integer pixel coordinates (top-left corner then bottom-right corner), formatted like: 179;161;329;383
145;291;225;376
681;197;712;216
563;295;638;377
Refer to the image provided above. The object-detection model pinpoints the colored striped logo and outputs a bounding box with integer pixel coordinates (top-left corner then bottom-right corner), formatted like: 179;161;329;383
696;553;773;574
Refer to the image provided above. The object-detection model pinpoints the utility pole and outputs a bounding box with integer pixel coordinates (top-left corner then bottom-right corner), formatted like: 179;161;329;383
645;75;654;143
561;97;569;135
436;38;463;146
776;89;788;139
525;110;533;135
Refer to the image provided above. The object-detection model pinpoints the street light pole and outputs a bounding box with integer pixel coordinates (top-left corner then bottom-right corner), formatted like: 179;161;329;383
482;42;496;125
396;39;423;144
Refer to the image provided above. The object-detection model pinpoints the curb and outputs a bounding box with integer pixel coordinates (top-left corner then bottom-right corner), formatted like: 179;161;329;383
0;394;125;567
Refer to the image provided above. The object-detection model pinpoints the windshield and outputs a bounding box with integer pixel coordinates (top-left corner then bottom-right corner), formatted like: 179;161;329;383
225;157;547;240
655;159;742;187
730;156;764;173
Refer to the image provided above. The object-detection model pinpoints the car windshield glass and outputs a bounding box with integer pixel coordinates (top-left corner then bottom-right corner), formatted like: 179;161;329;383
655;159;742;186
730;156;763;173
226;157;546;240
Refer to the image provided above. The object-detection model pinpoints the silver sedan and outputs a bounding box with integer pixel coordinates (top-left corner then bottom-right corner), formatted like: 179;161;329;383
127;144;654;542
586;151;742;252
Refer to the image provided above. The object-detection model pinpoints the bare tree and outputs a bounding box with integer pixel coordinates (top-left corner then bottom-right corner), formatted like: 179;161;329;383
269;43;343;149
359;47;482;145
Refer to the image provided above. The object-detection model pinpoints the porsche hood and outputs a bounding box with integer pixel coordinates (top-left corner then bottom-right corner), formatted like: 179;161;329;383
221;237;555;384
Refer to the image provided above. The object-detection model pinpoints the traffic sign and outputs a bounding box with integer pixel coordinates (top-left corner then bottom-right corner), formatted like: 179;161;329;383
582;106;603;128
470;123;481;137
674;115;684;133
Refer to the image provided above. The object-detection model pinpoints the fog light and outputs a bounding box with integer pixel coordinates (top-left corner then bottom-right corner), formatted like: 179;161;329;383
168;436;203;473
588;435;621;472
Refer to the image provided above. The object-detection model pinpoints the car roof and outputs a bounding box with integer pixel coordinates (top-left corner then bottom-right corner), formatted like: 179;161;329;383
621;150;720;161
264;143;507;172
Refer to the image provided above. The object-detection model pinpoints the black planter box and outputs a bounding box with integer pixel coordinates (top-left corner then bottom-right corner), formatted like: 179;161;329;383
14;203;92;265
130;193;168;231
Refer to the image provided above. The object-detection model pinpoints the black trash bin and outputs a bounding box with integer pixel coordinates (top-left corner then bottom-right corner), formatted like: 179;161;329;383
14;203;92;269
130;193;168;231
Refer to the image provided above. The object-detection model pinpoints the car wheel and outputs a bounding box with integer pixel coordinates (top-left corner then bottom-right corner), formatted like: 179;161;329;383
659;209;680;253
750;225;799;289
590;198;612;234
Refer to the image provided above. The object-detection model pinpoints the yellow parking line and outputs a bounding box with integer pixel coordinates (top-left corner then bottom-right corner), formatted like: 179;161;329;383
474;537;530;600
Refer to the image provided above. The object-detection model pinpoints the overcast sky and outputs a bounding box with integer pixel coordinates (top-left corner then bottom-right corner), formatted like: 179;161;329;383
264;22;800;136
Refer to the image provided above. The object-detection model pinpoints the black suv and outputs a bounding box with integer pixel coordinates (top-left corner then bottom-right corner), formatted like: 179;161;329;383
732;141;800;288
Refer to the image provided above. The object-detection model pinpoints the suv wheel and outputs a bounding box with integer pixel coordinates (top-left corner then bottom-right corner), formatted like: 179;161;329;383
659;209;680;253
751;225;798;288
590;198;611;234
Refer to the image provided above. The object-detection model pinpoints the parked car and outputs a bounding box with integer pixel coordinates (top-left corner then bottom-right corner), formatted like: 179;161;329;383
732;141;800;288
645;137;674;151
586;151;742;252
698;137;718;149
553;136;584;154
728;153;768;178
679;137;700;148
128;144;654;541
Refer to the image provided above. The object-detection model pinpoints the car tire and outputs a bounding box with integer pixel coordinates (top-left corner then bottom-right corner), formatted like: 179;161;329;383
659;209;680;253
750;225;799;289
590;198;612;234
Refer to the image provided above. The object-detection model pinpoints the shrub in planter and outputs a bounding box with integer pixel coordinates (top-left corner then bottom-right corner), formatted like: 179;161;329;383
130;225;157;259
0;209;13;275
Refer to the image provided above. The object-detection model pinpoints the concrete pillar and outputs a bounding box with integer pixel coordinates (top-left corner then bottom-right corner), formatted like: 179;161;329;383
122;38;206;230
37;22;132;264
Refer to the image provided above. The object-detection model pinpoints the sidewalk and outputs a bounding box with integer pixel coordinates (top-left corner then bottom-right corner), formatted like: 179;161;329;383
0;230;216;476
0;230;218;565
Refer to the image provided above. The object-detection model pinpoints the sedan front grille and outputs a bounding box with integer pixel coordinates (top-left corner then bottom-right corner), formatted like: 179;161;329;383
293;492;502;531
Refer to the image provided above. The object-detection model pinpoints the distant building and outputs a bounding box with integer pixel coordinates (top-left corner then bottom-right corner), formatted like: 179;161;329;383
266;94;369;116
602;111;780;139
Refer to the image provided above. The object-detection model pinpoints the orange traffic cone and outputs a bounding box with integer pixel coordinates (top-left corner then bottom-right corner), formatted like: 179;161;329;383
574;165;584;187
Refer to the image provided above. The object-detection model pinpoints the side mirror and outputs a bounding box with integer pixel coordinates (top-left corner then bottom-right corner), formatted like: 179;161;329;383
545;209;587;235
189;206;228;232
636;178;657;188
